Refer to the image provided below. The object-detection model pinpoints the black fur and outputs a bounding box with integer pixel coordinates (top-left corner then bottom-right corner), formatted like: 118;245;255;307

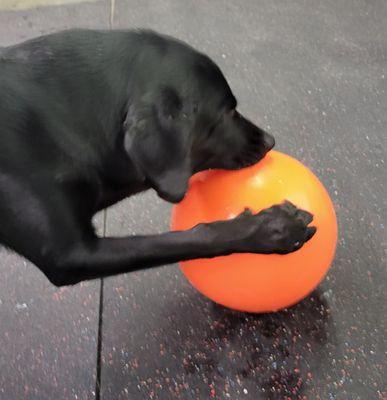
0;30;315;286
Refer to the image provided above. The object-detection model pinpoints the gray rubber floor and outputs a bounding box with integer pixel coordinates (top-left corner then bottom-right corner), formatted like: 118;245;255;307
0;1;385;399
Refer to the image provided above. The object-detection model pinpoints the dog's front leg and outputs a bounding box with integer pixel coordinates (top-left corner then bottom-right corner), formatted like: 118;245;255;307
43;202;315;286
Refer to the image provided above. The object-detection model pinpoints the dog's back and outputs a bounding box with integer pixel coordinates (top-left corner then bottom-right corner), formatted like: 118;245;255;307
0;31;131;174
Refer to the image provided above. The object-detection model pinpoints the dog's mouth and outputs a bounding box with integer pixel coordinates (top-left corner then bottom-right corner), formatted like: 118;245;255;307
192;131;275;173
234;152;267;170
230;143;274;171
193;148;271;174
228;129;275;170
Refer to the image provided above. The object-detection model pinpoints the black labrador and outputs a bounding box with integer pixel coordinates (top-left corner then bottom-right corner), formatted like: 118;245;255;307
0;30;315;286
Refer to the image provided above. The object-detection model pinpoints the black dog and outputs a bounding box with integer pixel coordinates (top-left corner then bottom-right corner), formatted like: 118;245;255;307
0;30;315;286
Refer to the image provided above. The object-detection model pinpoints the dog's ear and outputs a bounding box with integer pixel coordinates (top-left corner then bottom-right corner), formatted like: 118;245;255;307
124;88;191;203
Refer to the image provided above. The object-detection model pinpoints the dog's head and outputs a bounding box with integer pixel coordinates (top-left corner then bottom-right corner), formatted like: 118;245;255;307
124;34;275;203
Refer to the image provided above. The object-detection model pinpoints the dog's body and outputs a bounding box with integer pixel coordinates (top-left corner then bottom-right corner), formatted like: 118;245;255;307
0;30;315;286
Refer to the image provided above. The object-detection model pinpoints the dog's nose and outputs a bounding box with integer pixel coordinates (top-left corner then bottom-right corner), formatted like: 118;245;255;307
264;133;275;151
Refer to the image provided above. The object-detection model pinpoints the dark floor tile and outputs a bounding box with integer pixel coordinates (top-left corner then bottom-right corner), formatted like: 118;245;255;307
0;2;109;399
100;0;386;399
0;249;100;400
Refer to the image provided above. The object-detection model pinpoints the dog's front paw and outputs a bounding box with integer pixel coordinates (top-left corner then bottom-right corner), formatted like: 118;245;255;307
234;201;316;254
258;201;316;254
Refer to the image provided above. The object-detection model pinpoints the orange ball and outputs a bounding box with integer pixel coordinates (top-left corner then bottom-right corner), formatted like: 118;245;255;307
171;150;338;313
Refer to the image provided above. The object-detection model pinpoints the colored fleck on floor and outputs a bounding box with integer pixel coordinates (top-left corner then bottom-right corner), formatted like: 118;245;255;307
0;0;385;399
